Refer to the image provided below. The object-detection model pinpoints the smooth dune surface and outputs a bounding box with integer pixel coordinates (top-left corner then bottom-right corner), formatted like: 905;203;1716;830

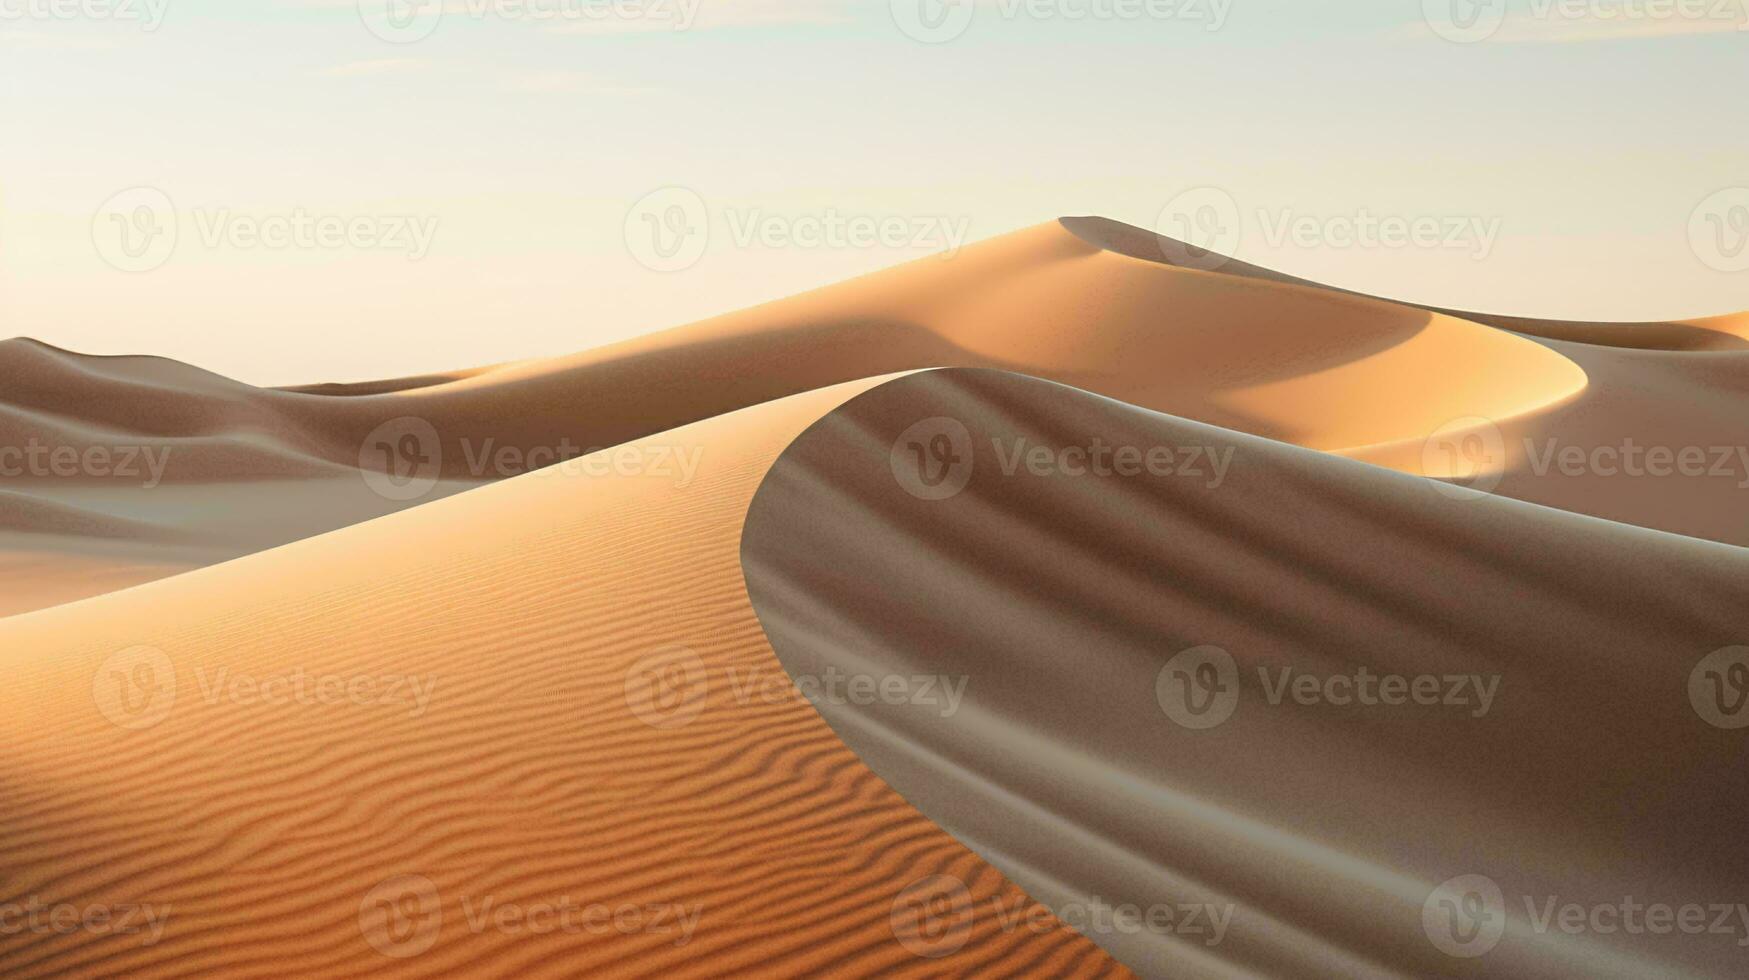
0;376;1124;977
743;368;1749;979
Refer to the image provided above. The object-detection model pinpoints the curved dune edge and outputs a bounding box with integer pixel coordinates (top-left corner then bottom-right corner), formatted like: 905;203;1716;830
1060;216;1749;351
2;216;1606;614
741;368;1749;979
0;375;1124;978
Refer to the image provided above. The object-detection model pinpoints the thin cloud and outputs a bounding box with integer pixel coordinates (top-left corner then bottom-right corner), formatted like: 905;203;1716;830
496;69;651;93
316;58;427;76
1491;9;1749;42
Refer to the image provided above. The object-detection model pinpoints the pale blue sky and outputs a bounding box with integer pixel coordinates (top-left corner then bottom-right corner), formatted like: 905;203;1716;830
2;0;1745;383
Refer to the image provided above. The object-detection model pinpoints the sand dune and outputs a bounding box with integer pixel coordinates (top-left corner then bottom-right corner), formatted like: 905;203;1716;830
743;368;1749;978
7;215;1696;614
0;376;1123;977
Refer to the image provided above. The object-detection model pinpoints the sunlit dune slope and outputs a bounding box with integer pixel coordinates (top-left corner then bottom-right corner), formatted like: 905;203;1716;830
0;376;1122;979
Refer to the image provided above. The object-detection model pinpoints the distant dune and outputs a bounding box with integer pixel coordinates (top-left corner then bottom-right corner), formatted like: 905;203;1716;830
6;217;1743;615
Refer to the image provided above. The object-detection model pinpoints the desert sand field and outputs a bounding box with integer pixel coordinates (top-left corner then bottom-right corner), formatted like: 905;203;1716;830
2;219;1746;976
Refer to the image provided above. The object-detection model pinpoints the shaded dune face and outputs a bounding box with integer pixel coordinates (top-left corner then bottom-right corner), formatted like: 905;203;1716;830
742;368;1749;979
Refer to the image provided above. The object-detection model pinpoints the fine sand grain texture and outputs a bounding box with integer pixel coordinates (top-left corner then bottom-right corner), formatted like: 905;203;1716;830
0;376;1124;978
743;368;1749;979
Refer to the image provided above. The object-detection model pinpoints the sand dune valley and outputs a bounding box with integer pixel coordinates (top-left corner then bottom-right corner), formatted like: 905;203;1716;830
3;217;1749;977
